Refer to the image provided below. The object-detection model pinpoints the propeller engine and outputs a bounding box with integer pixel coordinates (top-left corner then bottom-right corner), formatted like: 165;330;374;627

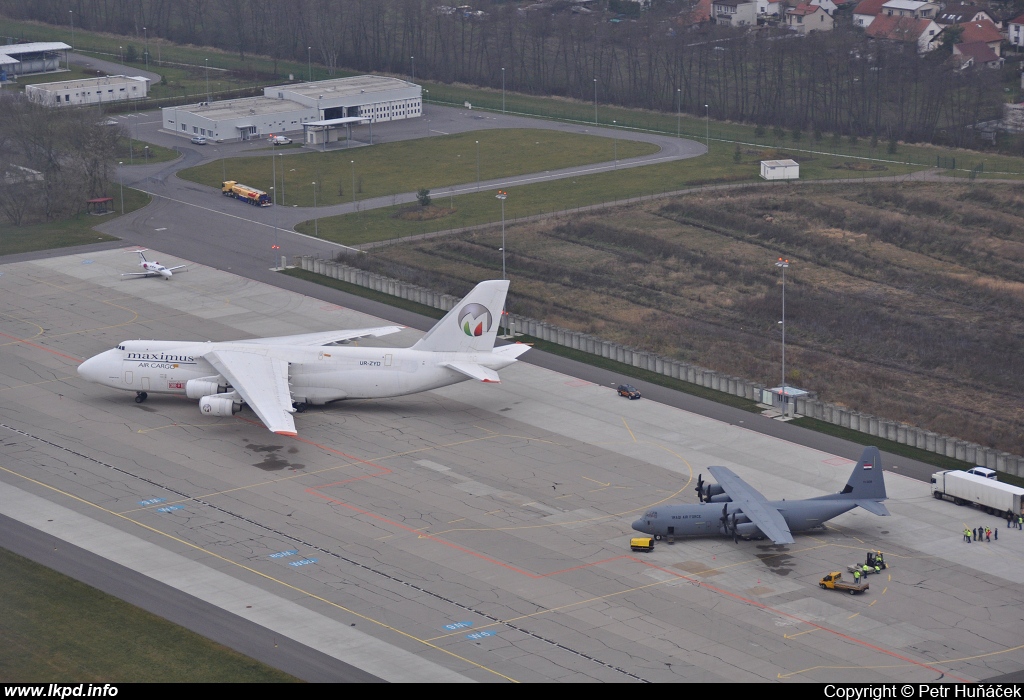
696;475;725;503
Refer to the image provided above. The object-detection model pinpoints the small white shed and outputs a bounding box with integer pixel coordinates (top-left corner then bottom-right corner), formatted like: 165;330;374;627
760;159;800;180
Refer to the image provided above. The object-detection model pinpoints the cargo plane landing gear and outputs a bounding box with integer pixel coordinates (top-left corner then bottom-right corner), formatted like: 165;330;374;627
292;401;308;413
134;391;148;404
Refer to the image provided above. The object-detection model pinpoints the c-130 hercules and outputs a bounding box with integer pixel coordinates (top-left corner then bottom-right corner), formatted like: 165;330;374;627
632;446;889;545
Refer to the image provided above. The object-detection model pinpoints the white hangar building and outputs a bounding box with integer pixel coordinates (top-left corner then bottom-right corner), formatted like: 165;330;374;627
0;41;71;78
26;75;150;106
162;75;421;144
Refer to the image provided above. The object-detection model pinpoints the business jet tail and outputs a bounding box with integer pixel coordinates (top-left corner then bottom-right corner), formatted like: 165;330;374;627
412;280;509;353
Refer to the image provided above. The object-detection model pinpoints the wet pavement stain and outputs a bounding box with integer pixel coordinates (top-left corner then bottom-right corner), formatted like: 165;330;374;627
246;442;306;471
755;545;794;576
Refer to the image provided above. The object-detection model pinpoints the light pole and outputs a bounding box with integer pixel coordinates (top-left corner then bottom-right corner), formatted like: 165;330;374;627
496;190;507;279
270;186;280;266
497;189;508;336
501;67;505;113
143;27;148;69
410;55;415;83
205;58;211;102
612;120;617;169
350;160;356;211
119;46;123;67
704;103;709;149
69;10;74;47
118;162;124;214
278;153;285;206
475;140;480;191
312;182;318;237
271;144;277;207
307;46;312;82
677;88;681;139
593;78;598;124
776;257;789;410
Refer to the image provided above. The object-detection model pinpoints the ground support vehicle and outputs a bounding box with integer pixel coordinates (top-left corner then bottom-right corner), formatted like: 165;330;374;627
819;571;869;595
848;551;887;576
630;537;654;552
931;470;1024;516
221;181;272;206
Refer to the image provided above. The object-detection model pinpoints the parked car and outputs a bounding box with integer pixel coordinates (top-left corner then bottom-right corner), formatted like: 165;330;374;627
268;135;292;145
966;466;997;480
190;136;207;145
617;384;641;399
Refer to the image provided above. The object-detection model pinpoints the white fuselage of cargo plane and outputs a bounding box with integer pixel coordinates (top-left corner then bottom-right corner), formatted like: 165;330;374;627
80;340;519;404
77;280;528;436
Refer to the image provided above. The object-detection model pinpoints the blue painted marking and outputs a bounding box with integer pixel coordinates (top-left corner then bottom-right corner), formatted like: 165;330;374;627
81;260;94;265
138;498;167;506
465;631;495;640
444;621;474;631
155;505;184;512
288;558;317;567
268;550;299;559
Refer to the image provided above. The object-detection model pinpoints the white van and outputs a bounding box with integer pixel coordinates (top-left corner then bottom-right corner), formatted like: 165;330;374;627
966;466;997;480
268;135;292;145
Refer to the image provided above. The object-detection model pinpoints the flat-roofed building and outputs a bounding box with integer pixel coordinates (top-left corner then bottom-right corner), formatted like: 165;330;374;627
25;75;149;106
0;42;71;76
162;75;421;143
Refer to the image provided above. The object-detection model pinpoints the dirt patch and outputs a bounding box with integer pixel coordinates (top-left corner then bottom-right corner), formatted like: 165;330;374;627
394;206;455;221
832;162;888;171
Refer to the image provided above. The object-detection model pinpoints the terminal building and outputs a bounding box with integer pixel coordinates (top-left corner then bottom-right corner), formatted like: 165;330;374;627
161;75;421;145
26;75;150;106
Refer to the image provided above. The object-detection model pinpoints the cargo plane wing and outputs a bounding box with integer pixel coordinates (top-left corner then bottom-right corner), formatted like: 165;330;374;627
632;447;888;545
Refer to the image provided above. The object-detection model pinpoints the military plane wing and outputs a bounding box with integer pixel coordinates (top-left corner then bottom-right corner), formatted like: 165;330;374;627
707;466;796;545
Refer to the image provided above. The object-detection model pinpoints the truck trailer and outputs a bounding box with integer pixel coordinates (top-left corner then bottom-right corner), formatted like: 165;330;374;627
221;181;271;206
931;470;1024;516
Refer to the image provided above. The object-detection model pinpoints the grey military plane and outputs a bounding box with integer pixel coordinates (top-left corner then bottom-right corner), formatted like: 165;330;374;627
631;446;889;545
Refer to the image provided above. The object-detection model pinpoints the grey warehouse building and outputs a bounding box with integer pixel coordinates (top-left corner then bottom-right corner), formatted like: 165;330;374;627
161;75;421;144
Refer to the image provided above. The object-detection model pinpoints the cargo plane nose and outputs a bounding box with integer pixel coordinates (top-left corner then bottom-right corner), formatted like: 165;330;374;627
78;350;118;384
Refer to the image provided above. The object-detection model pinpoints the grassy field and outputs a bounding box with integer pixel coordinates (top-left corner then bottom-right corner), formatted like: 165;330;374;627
293;138;922;246
0;187;149;256
337;180;1024;460
0;547;299;682
177;128;659;207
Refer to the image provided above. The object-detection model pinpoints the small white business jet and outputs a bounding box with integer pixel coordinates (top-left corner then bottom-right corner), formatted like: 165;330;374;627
121;249;186;280
78;280;529;436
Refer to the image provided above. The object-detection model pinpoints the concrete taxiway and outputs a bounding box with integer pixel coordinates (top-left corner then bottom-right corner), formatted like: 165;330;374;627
1;249;1023;683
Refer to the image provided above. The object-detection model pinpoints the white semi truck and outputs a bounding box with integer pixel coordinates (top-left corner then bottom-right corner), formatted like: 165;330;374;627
931;470;1024;517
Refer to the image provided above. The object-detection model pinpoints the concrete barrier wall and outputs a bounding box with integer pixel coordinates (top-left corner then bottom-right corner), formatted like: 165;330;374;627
295;256;1024;477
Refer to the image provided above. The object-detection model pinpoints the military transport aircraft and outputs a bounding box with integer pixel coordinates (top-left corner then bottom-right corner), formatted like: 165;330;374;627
121;249;187;279
632;446;889;545
77;280;529;436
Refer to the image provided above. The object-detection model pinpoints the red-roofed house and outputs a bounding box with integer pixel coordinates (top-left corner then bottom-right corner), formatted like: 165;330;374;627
865;14;941;52
787;3;835;32
853;0;886;27
955;19;1004;56
1008;13;1024;48
953;41;1004;69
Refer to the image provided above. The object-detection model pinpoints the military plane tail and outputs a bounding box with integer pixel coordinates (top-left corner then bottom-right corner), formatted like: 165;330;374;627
834;446;888;513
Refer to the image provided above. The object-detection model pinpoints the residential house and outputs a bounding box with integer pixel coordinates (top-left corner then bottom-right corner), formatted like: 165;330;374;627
1007;12;1024;48
865;14;941;52
953;19;1004;56
879;0;937;19
953;41;1004;68
711;0;758;25
756;0;782;16
810;0;839;16
787;3;836;31
853;0;886;27
935;3;994;27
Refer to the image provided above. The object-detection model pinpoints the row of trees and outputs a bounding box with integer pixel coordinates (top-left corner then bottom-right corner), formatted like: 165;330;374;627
2;0;1009;147
0;95;121;224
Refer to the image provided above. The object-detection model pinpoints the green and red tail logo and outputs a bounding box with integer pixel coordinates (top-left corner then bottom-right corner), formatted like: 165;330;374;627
457;303;492;337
